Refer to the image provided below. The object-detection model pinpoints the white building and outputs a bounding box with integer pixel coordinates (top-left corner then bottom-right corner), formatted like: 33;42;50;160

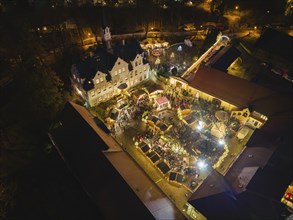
71;27;150;107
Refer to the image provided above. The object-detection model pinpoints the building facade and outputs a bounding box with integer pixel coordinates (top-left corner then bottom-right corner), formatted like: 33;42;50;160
71;27;150;106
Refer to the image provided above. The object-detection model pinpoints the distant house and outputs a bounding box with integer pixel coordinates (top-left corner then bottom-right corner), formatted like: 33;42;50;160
71;27;150;107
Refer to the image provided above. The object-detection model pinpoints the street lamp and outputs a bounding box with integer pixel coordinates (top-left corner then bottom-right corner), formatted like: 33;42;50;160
235;5;239;10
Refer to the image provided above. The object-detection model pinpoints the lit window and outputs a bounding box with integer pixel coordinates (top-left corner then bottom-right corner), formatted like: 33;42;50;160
100;77;104;82
115;71;117;75
96;79;99;84
118;69;121;74
122;67;125;72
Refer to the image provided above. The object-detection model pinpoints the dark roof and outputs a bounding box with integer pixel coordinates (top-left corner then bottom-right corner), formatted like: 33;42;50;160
49;102;154;220
246;139;293;201
189;66;274;108
94;117;110;134
92;48;117;74
141;144;150;153
147;84;163;94
114;40;143;62
189;169;233;201
169;172;176;181
210;46;241;72
255;28;293;61
156;161;170;174
189;189;286;220
189;191;247;220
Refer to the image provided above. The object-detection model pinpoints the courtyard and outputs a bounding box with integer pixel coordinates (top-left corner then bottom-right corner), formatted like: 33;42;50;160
92;79;254;219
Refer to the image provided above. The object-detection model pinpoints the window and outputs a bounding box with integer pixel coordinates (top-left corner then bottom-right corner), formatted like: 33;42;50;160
96;79;99;84
135;70;137;75
125;78;128;81
115;71;117;75
135;61;138;66
243;112;248;117
122;67;125;72
254;121;259;127
100;77;104;82
130;74;133;78
140;76;142;81
237;113;241;116
144;74;146;79
118;69;121;74
91;91;95;97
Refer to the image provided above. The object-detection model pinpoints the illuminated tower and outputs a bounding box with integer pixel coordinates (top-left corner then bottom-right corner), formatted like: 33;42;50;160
101;11;112;53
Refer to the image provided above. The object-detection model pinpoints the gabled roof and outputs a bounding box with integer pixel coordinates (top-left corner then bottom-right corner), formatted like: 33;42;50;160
255;28;293;61
209;45;241;72
114;40;143;62
48;102;154;220
189;169;233;201
189;66;274;108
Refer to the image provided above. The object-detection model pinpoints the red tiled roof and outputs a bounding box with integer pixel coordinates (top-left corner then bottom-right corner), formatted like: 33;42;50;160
189;66;274;108
156;96;169;105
